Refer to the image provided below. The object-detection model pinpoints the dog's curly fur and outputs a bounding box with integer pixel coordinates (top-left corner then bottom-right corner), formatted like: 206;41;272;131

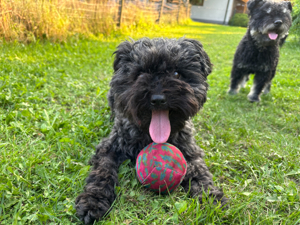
75;38;228;224
228;0;292;102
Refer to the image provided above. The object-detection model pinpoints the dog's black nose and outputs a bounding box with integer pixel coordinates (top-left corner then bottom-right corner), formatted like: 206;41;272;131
274;20;283;26
151;94;166;106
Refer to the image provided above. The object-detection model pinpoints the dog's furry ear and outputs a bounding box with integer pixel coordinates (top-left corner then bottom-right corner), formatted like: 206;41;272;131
113;40;134;72
107;89;115;118
283;1;292;12
109;40;134;116
183;39;212;77
247;0;264;12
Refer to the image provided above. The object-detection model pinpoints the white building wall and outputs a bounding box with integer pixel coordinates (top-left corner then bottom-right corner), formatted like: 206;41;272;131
191;0;235;25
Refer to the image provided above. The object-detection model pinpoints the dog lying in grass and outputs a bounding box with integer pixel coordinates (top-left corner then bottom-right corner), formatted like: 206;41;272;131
75;38;228;224
228;0;292;102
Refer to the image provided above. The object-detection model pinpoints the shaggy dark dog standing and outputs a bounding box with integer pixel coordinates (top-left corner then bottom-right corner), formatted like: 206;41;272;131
75;38;228;224
228;0;292;102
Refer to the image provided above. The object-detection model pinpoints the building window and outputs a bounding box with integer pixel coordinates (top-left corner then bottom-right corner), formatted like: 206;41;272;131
167;0;180;4
190;0;204;6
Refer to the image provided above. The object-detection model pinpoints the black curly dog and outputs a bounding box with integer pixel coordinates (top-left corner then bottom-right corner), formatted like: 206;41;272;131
75;38;228;224
228;0;292;102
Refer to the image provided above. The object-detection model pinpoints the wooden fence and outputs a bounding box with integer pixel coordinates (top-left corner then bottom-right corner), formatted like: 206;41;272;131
0;0;191;41
115;0;191;27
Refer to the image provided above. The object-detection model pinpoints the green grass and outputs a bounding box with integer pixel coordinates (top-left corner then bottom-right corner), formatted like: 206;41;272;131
1;21;300;224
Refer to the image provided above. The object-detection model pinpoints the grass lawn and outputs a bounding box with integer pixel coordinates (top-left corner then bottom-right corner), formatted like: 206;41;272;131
1;21;300;224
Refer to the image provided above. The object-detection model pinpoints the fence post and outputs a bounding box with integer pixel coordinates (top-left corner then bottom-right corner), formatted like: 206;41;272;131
177;0;181;23
158;0;164;24
186;0;190;19
117;0;124;27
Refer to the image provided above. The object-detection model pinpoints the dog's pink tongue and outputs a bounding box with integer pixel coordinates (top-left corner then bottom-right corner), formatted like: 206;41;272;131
268;32;278;40
149;110;170;143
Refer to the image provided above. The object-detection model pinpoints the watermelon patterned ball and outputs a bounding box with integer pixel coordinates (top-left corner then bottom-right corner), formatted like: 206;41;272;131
136;142;187;194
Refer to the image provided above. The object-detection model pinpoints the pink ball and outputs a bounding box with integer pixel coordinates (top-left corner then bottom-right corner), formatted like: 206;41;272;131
136;142;187;194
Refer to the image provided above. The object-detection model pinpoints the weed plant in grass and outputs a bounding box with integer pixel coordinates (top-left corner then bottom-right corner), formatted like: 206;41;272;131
1;22;300;224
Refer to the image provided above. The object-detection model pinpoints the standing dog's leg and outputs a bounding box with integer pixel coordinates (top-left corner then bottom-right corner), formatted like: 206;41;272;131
240;75;250;88
228;67;248;95
248;71;272;102
75;150;119;224
263;82;272;94
263;69;276;94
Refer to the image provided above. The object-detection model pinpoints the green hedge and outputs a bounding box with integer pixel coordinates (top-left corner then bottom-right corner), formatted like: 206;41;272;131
291;0;300;39
229;13;249;27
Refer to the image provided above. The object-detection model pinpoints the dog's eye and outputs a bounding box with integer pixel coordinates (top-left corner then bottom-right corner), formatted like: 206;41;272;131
174;72;180;78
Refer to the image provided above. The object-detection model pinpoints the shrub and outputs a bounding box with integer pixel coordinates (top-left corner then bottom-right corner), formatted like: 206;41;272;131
290;0;300;40
229;13;249;27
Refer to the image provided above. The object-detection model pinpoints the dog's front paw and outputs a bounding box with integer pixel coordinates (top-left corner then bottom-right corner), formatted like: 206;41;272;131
219;196;230;208
75;193;110;224
208;190;229;207
197;189;229;209
247;93;260;102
